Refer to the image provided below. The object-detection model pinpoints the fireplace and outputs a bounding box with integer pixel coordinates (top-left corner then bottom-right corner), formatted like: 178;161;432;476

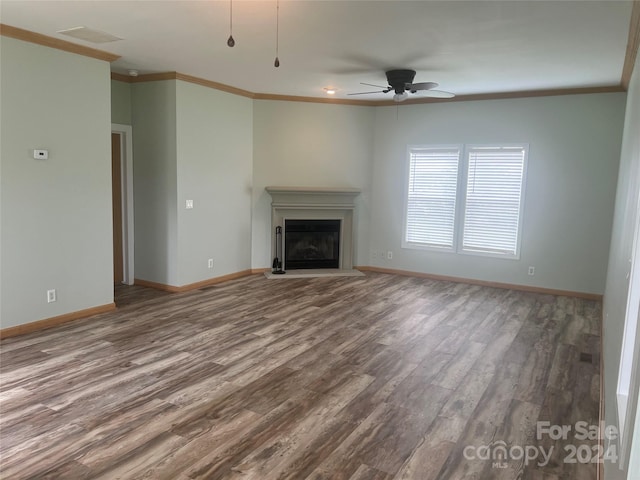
265;186;361;271
285;219;340;270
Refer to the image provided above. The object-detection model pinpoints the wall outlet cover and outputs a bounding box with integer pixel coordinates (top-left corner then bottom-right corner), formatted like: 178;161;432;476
47;289;56;303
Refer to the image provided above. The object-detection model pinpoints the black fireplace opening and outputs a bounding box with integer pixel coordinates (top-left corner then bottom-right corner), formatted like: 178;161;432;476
284;219;340;270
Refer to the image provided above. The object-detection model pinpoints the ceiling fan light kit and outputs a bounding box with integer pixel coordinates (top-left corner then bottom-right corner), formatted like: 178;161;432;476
349;69;455;102
393;92;409;102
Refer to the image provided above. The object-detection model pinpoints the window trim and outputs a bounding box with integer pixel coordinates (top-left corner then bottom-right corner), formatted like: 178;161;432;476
402;143;528;260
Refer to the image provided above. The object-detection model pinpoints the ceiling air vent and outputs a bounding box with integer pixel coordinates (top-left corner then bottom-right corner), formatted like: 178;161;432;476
57;26;122;44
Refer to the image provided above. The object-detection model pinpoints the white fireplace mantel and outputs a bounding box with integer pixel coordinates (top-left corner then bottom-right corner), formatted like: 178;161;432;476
265;186;361;270
265;186;361;209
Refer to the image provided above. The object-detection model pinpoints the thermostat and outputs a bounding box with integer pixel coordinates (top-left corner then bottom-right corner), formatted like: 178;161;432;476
33;149;48;160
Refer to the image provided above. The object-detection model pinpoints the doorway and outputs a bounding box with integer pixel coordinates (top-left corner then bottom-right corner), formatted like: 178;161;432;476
111;132;124;284
111;124;134;286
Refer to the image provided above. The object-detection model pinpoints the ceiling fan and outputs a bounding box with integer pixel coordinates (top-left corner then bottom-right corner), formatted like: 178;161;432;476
349;69;455;102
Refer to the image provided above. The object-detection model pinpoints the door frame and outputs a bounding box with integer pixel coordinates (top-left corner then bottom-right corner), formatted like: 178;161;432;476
616;185;640;469
112;124;134;285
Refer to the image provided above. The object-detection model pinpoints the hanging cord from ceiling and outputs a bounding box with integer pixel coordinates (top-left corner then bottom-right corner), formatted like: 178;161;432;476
225;0;283;66
227;0;235;47
274;0;280;67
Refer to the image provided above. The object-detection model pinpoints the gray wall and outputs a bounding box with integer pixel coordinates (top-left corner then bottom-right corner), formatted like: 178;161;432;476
369;94;625;294
251;100;375;269
131;80;179;286
111;79;132;125
175;81;253;285
603;47;640;480
0;37;113;328
130;79;253;287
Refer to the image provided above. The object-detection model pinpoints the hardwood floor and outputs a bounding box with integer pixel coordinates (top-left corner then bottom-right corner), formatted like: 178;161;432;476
0;272;601;479
114;284;170;308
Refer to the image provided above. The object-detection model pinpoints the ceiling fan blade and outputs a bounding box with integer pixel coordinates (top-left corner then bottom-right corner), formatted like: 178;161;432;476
361;82;389;89
418;89;455;98
409;82;439;92
347;90;387;96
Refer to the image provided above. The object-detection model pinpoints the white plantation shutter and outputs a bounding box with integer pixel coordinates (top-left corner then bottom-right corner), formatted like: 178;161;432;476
405;146;461;249
462;146;527;257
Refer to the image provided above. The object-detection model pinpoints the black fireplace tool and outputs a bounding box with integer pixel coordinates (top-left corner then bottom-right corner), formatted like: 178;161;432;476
272;226;285;274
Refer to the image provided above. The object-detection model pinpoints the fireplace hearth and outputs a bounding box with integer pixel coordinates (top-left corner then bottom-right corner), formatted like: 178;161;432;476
285;219;340;270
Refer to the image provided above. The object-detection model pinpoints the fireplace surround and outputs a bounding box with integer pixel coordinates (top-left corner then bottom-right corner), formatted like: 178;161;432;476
265;187;361;271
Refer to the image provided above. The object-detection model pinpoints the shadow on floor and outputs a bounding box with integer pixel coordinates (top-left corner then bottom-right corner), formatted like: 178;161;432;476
114;284;171;308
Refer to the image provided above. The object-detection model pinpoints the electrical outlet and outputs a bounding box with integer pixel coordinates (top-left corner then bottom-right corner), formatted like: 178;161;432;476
387;251;393;260
186;199;194;209
47;289;56;303
208;258;214;269
528;266;535;276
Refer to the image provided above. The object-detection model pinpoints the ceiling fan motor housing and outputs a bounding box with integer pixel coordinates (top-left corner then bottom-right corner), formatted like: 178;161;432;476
386;69;416;93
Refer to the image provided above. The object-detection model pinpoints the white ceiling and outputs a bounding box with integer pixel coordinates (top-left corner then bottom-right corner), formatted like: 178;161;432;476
1;0;633;101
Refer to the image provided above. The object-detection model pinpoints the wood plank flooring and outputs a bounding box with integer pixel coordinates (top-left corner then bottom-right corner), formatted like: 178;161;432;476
0;272;601;479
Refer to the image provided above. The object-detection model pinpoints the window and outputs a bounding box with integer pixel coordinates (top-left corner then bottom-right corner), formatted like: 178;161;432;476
404;144;527;259
462;146;527;257
405;146;461;250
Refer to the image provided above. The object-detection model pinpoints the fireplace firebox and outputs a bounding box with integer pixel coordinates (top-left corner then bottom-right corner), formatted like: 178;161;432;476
284;219;340;270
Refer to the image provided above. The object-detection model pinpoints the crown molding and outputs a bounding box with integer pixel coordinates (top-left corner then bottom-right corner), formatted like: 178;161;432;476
175;73;254;98
253;92;372;106
0;23;120;62
113;71;624;106
110;72;132;82
111;71;255;99
130;72;178;83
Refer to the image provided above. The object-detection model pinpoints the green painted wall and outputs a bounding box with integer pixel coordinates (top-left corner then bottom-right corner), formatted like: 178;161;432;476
251;100;375;269
131;80;179;286
0;36;113;328
367;93;625;294
176;81;253;286
130;79;253;287
111;79;132;125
